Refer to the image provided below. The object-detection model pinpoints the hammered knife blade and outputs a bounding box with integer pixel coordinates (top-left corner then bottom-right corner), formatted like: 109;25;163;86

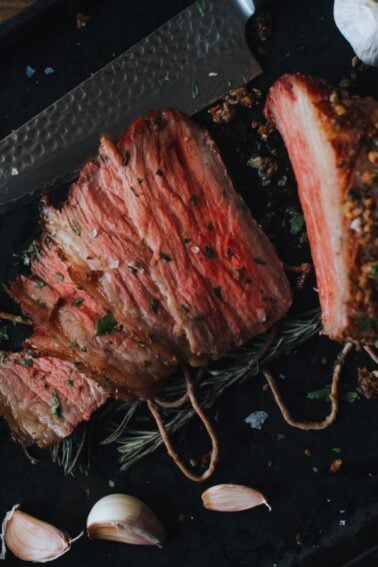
0;0;260;212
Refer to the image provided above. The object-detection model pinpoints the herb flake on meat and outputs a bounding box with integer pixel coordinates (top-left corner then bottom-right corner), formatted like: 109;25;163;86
51;391;61;417
95;312;118;336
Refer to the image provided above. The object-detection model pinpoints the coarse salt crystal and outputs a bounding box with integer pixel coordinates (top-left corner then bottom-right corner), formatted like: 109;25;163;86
108;259;119;269
11;167;19;176
350;218;361;232
244;410;269;430
191;246;200;254
89;229;98;238
208;72;218;77
339;519;346;527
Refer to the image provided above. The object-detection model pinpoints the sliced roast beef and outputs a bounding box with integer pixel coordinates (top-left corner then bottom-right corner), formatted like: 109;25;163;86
265;74;378;343
42;109;291;363
8;242;174;400
0;352;108;447
2;109;291;447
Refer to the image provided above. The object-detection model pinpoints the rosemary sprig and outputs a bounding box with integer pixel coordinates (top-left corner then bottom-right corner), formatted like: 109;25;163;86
50;309;321;474
114;309;321;470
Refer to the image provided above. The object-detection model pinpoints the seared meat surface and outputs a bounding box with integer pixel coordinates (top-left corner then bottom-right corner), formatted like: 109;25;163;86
265;74;378;344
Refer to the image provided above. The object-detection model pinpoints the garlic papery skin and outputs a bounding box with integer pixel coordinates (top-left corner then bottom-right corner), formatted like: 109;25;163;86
334;0;378;66
86;494;166;547
1;505;78;563
201;484;272;512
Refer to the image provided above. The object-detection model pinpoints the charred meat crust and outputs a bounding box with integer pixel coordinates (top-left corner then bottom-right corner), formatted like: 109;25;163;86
265;73;378;344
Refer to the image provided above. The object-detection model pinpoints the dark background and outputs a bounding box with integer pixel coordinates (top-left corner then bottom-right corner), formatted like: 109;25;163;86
0;1;377;566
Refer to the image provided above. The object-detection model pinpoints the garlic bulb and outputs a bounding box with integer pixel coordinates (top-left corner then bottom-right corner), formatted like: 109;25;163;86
0;505;81;563
334;0;378;66
201;484;272;512
86;494;166;547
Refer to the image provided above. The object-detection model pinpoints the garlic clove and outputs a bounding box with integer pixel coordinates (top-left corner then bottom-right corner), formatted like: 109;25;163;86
1;504;80;563
86;494;166;547
201;484;272;512
334;0;378;66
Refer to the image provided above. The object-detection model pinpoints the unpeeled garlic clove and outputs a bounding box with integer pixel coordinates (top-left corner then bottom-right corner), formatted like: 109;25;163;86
334;0;378;66
0;504;80;563
201;484;272;512
86;493;166;547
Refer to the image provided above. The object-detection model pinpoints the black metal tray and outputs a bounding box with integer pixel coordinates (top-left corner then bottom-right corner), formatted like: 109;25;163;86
0;1;377;566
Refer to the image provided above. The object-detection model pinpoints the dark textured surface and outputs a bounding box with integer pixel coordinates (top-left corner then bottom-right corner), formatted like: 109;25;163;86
0;1;377;566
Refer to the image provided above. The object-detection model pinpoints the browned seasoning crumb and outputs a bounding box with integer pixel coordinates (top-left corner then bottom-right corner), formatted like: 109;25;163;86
357;367;378;399
253;11;271;42
304;448;311;457
76;13;91;29
267;459;273;468
226;86;261;107
368;151;378;165
258;121;275;141
329;458;343;473
251;120;261;129
208;101;236;124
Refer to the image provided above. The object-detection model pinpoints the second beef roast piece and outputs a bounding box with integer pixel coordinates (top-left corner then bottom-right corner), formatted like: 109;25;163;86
0;352;107;447
265;74;378;344
39;110;291;385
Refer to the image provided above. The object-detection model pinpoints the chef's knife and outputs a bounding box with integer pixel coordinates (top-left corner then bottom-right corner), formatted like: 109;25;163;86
0;0;261;211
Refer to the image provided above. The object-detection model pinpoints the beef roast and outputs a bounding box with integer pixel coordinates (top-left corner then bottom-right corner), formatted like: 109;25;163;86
8;242;174;399
265;74;378;343
2;109;291;446
42;109;291;363
0;352;107;447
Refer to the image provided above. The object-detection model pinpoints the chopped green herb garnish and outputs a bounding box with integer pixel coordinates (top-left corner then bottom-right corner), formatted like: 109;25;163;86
108;479;116;488
332;447;342;454
213;287;222;299
196;0;207;16
193;315;204;322
0;326;9;343
160;252;172;262
0;352;6;363
69;219;81;237
237;197;248;211
81;346;88;353
306;384;331;401
347;187;360;200
203;246;216;259
183;238;191;244
55;272;64;282
227;248;234;258
192;80;199;99
190;195;199;206
342;391;359;403
207;222;214;231
68;342;78;350
155;169;164;176
51;391;61;417
95;312;118;336
21;358;33;368
35;299;47;309
227;80;232;88
66;379;74;387
254;257;266;265
72;361;81;368
277;433;286;441
35;279;46;289
290;214;305;234
150;298;160;314
180;304;189;313
72;297;84;307
369;265;378;277
22;242;41;266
